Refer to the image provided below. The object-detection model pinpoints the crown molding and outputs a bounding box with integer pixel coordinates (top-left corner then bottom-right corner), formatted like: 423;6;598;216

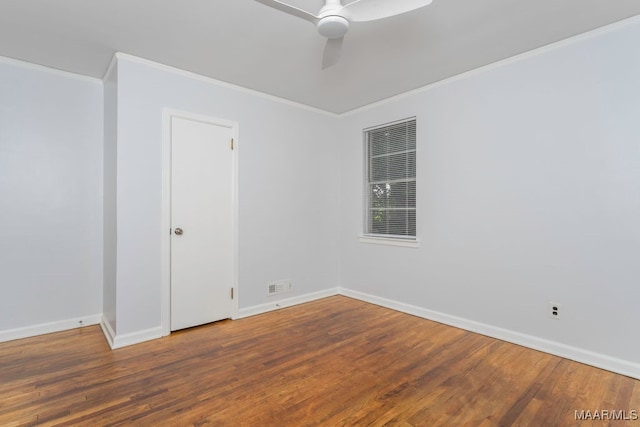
0;55;101;85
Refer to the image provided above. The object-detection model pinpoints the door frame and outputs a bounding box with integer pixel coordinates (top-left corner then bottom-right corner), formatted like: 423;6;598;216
161;108;239;337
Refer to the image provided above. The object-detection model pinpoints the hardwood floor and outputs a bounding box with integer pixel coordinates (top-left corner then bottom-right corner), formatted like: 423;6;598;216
1;296;638;426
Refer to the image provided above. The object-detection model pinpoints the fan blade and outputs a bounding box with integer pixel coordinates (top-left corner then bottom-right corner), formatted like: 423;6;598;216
254;0;319;24
322;37;344;69
343;0;432;22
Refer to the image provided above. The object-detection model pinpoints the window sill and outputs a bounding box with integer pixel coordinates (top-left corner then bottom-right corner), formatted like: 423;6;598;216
358;235;420;248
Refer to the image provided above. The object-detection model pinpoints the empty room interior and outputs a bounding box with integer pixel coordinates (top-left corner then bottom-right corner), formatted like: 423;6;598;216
1;0;640;425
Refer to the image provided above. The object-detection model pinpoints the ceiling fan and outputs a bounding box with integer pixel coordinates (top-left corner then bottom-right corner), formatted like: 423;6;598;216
255;0;433;69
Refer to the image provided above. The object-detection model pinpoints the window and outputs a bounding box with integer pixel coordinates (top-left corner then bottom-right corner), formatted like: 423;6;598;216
364;118;416;241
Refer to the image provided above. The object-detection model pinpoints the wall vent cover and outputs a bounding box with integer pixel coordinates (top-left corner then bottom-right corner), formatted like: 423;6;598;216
268;280;292;296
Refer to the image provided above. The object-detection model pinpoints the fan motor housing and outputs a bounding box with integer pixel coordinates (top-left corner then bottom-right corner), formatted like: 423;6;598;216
317;15;349;39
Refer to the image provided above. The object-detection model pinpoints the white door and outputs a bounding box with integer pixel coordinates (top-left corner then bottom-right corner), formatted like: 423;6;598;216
170;116;234;331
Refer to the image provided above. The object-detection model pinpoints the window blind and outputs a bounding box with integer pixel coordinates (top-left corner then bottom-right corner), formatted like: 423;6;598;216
365;118;416;238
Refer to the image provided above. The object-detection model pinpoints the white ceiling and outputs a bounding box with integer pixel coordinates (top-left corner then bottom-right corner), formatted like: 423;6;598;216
2;0;639;113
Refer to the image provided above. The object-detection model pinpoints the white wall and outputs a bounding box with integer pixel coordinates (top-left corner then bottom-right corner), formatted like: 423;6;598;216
0;58;103;336
339;20;640;366
111;56;340;337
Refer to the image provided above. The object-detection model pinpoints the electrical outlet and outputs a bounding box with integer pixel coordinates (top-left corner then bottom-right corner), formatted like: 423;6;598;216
549;301;561;319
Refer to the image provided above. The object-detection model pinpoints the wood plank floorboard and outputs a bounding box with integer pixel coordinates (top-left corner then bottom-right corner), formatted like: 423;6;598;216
0;295;638;426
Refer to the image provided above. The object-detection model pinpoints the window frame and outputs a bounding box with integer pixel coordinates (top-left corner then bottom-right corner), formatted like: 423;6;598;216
360;117;419;248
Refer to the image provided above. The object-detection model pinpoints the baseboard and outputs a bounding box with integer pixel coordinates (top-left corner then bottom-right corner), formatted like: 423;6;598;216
236;287;340;319
99;315;116;348
0;314;102;343
10;286;638;380
101;288;340;347
105;325;163;350
339;288;640;380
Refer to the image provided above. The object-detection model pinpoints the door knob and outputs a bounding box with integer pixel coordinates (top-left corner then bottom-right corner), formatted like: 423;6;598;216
174;228;184;235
